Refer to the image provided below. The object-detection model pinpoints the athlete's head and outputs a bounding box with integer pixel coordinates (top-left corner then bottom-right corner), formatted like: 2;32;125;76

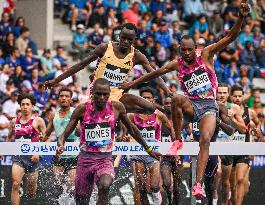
140;86;155;104
92;78;110;110
180;35;196;64
18;93;36;116
217;83;230;103
231;85;244;106
164;96;172;116
119;23;137;50
58;87;73;108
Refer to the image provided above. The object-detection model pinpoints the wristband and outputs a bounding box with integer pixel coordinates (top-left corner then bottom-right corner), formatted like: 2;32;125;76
145;146;152;154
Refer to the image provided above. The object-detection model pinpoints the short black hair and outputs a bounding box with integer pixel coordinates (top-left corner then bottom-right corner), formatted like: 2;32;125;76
92;78;110;92
18;93;36;106
218;83;230;93
121;23;138;34
20;26;29;34
180;35;195;43
58;87;73;98
139;86;155;97
231;85;244;95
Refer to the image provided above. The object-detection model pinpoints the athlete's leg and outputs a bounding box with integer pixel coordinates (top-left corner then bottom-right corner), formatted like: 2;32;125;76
221;164;233;205
67;168;76;196
120;93;155;114
160;163;172;204
243;167;250;195
149;162;161;204
172;161;182;205
230;167;236;205
133;161;149;205
25;171;39;198
234;163;249;205
197;114;216;183
96;174;113;205
213;158;222;204
11;164;25;205
171;94;194;140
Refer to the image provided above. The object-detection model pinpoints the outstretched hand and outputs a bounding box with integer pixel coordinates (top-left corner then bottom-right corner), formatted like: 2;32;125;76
56;145;65;155
239;2;250;17
119;82;133;90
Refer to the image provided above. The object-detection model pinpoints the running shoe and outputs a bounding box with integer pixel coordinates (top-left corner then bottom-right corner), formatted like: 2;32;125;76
192;182;206;200
152;191;162;205
166;140;183;156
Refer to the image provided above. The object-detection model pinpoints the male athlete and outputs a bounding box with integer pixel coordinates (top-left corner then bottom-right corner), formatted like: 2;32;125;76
44;23;170;114
160;96;183;205
56;78;160;205
44;87;79;197
128;87;174;205
0;94;46;205
120;1;249;199
229;85;263;205
216;83;247;205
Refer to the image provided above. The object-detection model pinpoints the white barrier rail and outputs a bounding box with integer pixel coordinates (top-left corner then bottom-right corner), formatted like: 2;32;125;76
0;142;265;155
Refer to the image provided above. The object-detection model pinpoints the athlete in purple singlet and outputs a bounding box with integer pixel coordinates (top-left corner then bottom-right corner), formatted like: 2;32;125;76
56;78;160;205
120;1;249;199
0;94;46;205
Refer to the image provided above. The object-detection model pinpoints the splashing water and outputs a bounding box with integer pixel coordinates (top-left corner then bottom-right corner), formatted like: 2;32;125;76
58;184;76;205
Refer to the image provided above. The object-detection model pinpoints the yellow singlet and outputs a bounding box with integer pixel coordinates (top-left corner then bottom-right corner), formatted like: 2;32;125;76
94;41;135;101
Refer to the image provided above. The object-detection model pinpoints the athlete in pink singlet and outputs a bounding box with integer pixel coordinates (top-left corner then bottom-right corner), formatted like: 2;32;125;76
120;1;249;199
56;78;161;205
2;94;46;205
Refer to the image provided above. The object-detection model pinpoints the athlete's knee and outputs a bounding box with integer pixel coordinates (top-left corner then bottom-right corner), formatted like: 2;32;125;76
199;136;210;149
98;180;112;192
236;175;245;186
12;180;21;191
222;178;230;189
150;181;160;193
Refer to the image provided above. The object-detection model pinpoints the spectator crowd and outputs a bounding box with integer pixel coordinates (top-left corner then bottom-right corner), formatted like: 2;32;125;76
1;0;265;142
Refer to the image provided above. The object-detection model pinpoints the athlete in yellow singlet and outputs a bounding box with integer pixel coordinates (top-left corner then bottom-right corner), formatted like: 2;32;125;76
44;23;170;114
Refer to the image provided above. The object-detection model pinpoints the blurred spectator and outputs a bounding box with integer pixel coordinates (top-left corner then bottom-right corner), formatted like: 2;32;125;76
152;9;164;25
218;43;239;68
154;20;171;49
78;84;88;103
208;10;224;38
15;26;30;55
169;20;182;44
118;0;129;13
237;24;254;50
0;48;5;66
21;80;32;94
224;60;240;86
103;27;112;43
55;63;74;86
150;0;166;14
256;38;265;68
152;42;167;67
189;14;209;41
107;7;118;28
88;23;103;50
238;75;251;100
68;0;91;31
184;0;205;25
13;17;25;38
2;90;19;119
247;88;261;108
258;113;265;138
142;12;152;31
89;4;108;28
29;68;43;90
253;0;265;33
203;0;220;17
0;64;11;93
138;20;151;41
0;12;13;40
0;105;9;142
102;0;115;11
2;32;15;56
4;78;16;97
6;48;21;71
40;49;55;81
3;0;15;17
253;26;264;48
164;0;178;22
21;47;39;77
53;46;67;70
123;2;140;25
10;65;25;90
72;24;89;60
240;41;260;82
139;0;150;14
33;83;49;109
224;0;240;29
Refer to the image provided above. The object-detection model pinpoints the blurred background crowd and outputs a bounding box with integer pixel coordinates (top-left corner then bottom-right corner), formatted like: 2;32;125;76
0;0;265;142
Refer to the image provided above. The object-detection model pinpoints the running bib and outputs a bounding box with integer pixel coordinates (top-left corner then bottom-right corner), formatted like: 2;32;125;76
183;67;212;96
103;64;129;87
231;132;246;142
15;135;32;142
162;135;171;142
192;122;200;137
137;126;156;141
85;122;111;142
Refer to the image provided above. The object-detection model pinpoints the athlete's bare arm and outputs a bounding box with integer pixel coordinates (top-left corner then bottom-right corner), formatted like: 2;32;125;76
6;119;15;142
249;109;264;142
156;110;176;141
134;51;172;95
44;44;108;88
218;103;236;136
36;117;46;141
229;104;247;133
120;60;178;90
58;104;86;149
43;113;55;142
202;0;249;62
